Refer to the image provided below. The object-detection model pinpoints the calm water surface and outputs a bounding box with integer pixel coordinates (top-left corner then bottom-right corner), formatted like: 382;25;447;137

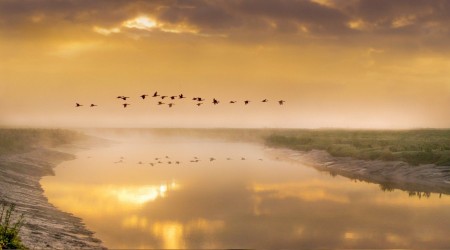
41;133;450;249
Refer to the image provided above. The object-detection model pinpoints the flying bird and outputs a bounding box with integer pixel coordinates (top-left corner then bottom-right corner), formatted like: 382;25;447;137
117;96;124;99
278;100;286;105
152;92;160;97
197;98;205;101
90;104;97;107
120;96;130;101
140;94;148;99
75;103;83;107
192;97;198;101
170;96;177;100
229;101;236;104
158;102;165;105
123;103;130;108
262;99;268;103
210;157;215;162
196;103;203;106
168;103;175;108
179;94;186;99
244;100;250;105
213;98;219;105
161;96;168;99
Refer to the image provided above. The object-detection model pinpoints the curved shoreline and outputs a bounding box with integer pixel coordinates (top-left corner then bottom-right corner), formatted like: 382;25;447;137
268;148;450;195
0;144;104;249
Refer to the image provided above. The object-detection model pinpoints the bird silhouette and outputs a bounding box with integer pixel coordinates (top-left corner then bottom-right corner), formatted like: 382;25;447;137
241;157;246;160
161;96;168;99
123;103;130;108
152;92;160;97
229;101;236;104
244;100;250;105
262;99;268;103
149;163;154;166
278;100;285;105
158;102;165;105
213;98;219;105
76;103;83;107
140;94;148;99
210;157;215;161
90;104;98;107
120;96;130;101
192;97;198;101
197;103;203;106
176;161;180;164
226;157;232;160
197;98;205;101
179;94;186;99
168;103;174;108
170;96;177;100
117;96;124;99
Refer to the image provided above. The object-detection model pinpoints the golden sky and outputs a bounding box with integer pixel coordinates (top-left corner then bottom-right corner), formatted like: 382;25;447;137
0;0;449;128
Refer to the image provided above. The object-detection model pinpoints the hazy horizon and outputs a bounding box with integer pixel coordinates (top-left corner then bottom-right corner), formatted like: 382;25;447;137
1;0;449;129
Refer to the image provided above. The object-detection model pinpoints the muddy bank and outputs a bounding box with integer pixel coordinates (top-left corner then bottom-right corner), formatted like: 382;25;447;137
268;148;450;195
0;141;105;249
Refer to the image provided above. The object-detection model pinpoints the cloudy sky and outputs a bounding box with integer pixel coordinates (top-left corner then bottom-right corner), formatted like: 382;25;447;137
0;0;449;128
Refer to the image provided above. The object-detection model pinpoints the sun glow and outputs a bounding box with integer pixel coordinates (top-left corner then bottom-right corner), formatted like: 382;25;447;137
123;16;157;30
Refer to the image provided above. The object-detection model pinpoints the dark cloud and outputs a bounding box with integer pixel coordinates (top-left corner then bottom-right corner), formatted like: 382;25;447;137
1;0;450;48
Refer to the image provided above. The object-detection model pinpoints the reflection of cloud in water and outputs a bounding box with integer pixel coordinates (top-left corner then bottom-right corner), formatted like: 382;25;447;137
111;182;178;205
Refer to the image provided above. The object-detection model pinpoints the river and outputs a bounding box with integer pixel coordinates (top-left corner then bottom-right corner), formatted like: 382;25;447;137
41;131;450;249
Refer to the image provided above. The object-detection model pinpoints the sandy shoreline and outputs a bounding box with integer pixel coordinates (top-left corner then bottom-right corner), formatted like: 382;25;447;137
0;141;104;249
268;148;450;195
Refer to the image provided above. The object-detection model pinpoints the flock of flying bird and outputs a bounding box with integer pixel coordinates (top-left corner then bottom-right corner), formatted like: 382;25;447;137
112;155;268;166
75;91;286;108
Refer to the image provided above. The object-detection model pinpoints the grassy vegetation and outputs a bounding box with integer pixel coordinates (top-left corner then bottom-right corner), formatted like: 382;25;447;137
265;129;450;166
0;201;26;249
0;129;84;156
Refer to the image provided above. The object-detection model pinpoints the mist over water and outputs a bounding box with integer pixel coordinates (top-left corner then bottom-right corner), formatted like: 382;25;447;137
40;130;450;249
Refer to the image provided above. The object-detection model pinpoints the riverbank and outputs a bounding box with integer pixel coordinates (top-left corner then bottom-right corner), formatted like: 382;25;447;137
268;148;450;195
0;129;104;249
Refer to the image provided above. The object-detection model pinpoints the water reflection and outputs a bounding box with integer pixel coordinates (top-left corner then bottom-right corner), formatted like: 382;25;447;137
41;134;450;249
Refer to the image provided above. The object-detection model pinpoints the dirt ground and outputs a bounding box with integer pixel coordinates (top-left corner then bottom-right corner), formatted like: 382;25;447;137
0;145;104;249
268;148;450;195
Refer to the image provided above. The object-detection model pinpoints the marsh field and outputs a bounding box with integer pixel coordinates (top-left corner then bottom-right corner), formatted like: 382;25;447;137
1;128;450;249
